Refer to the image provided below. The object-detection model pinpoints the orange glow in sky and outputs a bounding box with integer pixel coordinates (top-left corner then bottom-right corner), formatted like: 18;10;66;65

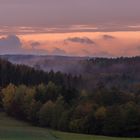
16;31;140;57
0;0;140;57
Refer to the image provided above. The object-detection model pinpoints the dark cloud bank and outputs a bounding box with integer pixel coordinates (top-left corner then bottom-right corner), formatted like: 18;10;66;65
65;37;95;45
0;35;22;54
102;35;115;40
0;35;47;55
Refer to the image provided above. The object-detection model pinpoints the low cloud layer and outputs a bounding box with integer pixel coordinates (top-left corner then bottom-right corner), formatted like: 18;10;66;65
51;48;66;55
30;41;42;49
65;37;95;45
0;35;47;55
1;33;140;57
0;35;22;53
102;35;116;40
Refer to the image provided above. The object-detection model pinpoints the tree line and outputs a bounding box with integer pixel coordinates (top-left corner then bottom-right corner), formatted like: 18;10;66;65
1;83;140;137
0;58;140;137
0;58;81;88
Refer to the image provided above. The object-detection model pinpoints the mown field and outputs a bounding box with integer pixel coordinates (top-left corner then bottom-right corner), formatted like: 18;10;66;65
0;112;139;140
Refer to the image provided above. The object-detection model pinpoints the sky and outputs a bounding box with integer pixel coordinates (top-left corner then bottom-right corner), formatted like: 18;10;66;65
0;0;140;57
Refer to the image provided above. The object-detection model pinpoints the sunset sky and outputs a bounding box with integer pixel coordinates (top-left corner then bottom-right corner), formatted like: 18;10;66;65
0;0;140;57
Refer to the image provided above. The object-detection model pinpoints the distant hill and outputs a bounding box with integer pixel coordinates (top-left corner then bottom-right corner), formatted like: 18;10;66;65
1;55;140;137
1;55;140;90
0;55;87;74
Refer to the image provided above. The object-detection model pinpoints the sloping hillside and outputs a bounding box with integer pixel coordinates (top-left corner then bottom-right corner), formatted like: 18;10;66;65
0;112;139;140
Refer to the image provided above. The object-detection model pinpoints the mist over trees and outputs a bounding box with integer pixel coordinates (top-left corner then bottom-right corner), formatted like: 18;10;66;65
0;57;140;137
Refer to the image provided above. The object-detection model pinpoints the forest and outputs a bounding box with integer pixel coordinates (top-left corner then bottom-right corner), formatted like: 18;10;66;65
0;57;140;137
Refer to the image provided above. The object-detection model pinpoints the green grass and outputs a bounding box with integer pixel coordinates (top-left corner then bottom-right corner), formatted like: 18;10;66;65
0;112;139;140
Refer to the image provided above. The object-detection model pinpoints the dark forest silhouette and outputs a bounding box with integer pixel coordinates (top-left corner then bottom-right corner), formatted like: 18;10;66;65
0;57;140;137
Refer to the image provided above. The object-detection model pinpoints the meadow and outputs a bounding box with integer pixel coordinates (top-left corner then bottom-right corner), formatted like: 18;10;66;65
0;112;139;140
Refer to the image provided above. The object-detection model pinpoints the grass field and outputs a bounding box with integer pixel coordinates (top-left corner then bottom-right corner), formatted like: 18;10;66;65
0;112;139;140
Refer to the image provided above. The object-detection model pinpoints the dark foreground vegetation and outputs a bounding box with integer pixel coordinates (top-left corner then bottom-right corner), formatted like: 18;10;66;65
0;57;140;137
